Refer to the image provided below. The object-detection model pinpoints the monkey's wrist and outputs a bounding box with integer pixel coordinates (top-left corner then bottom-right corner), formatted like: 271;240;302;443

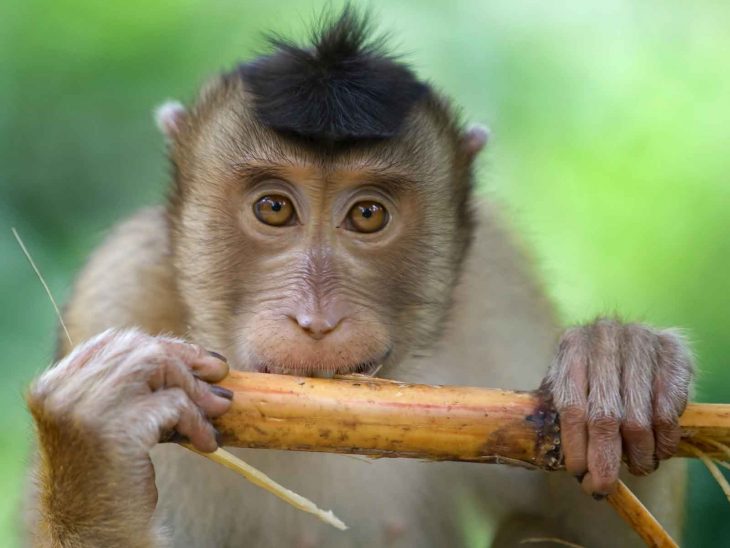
32;417;161;543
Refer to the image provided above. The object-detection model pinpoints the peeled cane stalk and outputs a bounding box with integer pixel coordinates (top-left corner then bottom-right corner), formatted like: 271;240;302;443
203;370;729;546
214;370;730;467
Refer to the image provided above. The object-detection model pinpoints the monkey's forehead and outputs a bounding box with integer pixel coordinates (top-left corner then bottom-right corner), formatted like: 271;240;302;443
235;8;431;143
187;83;458;184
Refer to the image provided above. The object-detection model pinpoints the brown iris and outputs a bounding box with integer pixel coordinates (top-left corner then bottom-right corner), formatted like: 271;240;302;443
253;195;295;226
347;201;388;233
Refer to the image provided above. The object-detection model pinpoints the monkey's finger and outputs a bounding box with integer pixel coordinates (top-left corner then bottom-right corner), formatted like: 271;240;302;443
620;326;656;475
560;406;588;477
548;328;590;477
621;423;655;476
152;388;219;453
583;416;622;496
652;330;692;460
146;355;232;418
157;337;230;382
584;320;622;495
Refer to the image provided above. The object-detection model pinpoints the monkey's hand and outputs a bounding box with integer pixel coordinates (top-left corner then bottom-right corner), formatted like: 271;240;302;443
543;319;693;497
26;328;232;546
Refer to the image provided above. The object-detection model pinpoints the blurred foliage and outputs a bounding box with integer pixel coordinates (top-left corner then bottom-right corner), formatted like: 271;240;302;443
1;0;728;545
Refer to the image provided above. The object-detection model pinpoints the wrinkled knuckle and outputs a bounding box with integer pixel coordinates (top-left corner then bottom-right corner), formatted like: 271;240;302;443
189;377;211;401
589;415;620;438
559;406;587;427
653;415;679;431
166;387;191;411
621;420;651;438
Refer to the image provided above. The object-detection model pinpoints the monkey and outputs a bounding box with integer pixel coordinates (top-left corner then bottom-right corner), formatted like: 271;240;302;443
24;9;693;548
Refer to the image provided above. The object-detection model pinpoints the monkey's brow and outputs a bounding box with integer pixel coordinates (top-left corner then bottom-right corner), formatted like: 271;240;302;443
230;162;418;192
231;164;291;183
357;171;419;193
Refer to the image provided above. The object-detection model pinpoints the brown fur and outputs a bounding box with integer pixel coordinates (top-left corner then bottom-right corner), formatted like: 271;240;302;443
25;68;692;547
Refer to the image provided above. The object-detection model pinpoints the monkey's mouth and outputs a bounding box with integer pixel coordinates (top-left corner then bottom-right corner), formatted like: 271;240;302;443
254;349;390;378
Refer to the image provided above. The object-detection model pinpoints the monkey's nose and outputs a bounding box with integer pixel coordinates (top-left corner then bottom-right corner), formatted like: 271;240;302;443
294;313;341;340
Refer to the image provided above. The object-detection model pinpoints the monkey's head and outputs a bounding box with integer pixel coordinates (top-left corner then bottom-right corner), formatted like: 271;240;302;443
162;9;488;376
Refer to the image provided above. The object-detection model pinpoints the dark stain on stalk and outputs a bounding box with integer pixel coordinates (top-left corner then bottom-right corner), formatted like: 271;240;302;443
526;388;563;470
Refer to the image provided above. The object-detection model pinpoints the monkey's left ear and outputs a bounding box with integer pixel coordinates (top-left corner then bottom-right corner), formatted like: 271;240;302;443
460;124;490;161
154;100;187;141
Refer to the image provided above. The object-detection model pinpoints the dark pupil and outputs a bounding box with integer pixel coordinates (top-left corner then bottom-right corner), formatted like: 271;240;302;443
362;207;373;219
271;200;282;212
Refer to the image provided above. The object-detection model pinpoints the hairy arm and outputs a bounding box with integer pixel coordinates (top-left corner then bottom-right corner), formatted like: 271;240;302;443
24;208;229;547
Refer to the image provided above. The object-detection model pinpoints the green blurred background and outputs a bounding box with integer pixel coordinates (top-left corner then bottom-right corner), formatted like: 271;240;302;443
1;0;728;545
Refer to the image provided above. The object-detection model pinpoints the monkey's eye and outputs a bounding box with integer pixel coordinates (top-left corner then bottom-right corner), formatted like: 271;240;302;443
346;201;389;233
253;195;295;227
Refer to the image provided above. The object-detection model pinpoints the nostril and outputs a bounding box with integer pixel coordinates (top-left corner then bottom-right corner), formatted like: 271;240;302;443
294;313;340;340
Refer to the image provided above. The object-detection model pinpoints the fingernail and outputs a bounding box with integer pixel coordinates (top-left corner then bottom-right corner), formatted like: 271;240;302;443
592;493;607;501
208;351;228;363
210;385;234;400
214;428;224;447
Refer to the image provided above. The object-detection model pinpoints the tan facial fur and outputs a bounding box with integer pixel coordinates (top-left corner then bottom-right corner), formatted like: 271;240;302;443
166;79;475;377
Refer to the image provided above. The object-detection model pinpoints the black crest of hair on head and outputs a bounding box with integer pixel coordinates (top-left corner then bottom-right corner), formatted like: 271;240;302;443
238;6;430;142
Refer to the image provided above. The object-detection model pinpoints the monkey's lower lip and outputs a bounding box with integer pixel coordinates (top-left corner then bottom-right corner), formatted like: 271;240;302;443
314;362;383;378
256;361;383;378
256;349;391;379
255;348;391;378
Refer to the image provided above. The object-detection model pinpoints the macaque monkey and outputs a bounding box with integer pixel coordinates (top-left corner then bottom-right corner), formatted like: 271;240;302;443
25;9;693;547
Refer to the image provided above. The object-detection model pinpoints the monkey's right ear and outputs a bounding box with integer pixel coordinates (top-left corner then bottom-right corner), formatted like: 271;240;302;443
460;123;490;161
154;100;187;141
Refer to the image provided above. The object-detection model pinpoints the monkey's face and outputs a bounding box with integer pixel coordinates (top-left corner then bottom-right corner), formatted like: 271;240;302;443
170;92;476;376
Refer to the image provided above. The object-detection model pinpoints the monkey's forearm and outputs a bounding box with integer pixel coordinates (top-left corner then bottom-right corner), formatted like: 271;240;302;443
30;423;162;548
214;370;728;467
26;328;230;548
